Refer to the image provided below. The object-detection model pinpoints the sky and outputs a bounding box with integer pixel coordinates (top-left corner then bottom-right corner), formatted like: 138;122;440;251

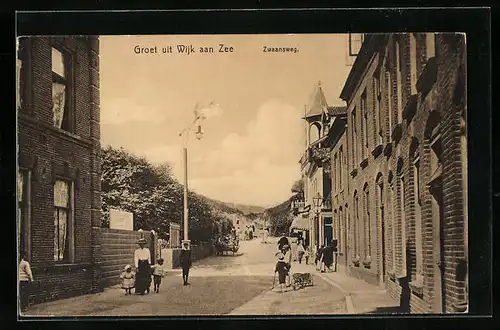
100;34;354;208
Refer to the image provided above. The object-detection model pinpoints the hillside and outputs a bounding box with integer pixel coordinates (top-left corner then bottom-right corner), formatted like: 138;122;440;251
204;197;266;215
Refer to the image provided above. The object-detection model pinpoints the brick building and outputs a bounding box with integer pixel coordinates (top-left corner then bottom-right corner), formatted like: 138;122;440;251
339;33;467;313
17;36;102;305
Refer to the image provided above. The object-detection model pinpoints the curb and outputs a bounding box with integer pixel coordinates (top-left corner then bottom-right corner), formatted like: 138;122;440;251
315;272;356;314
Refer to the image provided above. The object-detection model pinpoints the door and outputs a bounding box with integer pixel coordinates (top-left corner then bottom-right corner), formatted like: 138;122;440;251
430;180;445;313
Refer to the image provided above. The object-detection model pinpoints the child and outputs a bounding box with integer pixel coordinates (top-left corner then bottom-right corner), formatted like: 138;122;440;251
304;245;311;265
274;252;290;293
18;251;33;312
120;265;135;295
151;258;166;293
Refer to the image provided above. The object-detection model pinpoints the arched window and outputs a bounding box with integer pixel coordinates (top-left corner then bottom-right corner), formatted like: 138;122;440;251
309;122;321;144
397;157;407;276
388;171;396;272
363;183;371;261
353;190;360;261
338;206;343;254
376;173;386;278
410;138;423;282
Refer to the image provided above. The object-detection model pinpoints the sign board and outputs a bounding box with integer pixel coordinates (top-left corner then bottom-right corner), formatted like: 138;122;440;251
109;208;134;230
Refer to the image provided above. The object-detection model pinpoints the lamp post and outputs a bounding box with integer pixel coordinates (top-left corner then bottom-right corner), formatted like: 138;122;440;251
313;192;323;248
178;102;217;247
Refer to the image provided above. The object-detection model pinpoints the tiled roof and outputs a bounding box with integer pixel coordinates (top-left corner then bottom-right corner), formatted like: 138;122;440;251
305;85;328;118
327;106;347;116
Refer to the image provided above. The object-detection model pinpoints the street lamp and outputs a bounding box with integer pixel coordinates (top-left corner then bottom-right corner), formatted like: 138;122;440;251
178;102;218;246
313;192;323;211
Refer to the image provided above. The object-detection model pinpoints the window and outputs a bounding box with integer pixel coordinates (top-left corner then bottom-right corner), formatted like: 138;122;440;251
361;90;368;156
385;71;393;140
351;107;358;167
339;146;343;190
54;180;73;262
426;33;436;59
413;157;423;282
338;207;343;253
16;41;23;110
374;73;382;145
395;40;403;123
354;192;360;257
399;175;407;276
410;34;418;95
389;179;396;272
364;185;371;259
333;153;338;193
430;135;443;177
52;47;73;132
18;170;31;259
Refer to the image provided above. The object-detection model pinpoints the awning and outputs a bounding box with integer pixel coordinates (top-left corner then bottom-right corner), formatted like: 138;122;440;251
290;215;309;231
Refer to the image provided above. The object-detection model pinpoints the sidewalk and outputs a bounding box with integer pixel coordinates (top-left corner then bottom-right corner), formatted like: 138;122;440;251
228;270;347;315
293;261;401;314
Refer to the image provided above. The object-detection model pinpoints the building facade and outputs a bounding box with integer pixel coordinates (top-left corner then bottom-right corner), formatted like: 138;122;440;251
339;33;467;313
295;84;348;252
17;36;102;304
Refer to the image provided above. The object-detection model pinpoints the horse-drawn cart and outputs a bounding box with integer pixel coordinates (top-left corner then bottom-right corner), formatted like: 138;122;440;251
215;237;239;256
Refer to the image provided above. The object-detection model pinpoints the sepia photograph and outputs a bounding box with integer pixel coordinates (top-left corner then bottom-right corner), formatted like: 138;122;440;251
16;32;468;317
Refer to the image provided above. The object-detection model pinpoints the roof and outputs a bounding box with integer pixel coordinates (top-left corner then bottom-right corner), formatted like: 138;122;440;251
327;106;347;116
340;34;387;102
305;84;328;118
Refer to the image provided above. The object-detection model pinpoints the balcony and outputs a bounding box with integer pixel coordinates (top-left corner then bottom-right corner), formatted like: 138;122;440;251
311;147;331;166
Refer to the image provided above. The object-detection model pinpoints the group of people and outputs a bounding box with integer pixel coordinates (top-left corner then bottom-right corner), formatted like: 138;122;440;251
120;238;193;295
272;236;338;292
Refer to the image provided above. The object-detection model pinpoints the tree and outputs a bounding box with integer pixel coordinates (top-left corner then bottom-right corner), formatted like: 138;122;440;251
101;146;248;243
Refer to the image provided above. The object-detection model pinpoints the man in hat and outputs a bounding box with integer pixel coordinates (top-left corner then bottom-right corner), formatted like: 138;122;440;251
179;241;192;286
134;237;151;294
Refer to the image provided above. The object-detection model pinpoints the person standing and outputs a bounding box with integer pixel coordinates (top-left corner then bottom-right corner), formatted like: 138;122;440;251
179;241;192;286
297;241;305;264
281;244;292;287
18;251;33;312
134;238;151;295
290;235;298;262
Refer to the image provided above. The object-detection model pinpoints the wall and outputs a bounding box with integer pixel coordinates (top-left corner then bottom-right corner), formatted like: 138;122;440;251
161;241;214;269
98;229;155;287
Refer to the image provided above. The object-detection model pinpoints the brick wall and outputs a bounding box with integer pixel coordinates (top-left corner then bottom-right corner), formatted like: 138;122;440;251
17;36;102;306
99;229;155;287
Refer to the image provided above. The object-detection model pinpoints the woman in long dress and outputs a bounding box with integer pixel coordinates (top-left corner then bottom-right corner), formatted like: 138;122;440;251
134;238;152;295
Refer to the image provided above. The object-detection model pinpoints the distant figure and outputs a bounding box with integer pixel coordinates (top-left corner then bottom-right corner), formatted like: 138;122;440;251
304;245;312;265
18;251;34;311
274;252;290;293
297;242;305;264
179;242;192;286
290;236;298;261
134;238;151;295
120;264;135;295
151;258;166;293
322;243;334;272
315;245;324;271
